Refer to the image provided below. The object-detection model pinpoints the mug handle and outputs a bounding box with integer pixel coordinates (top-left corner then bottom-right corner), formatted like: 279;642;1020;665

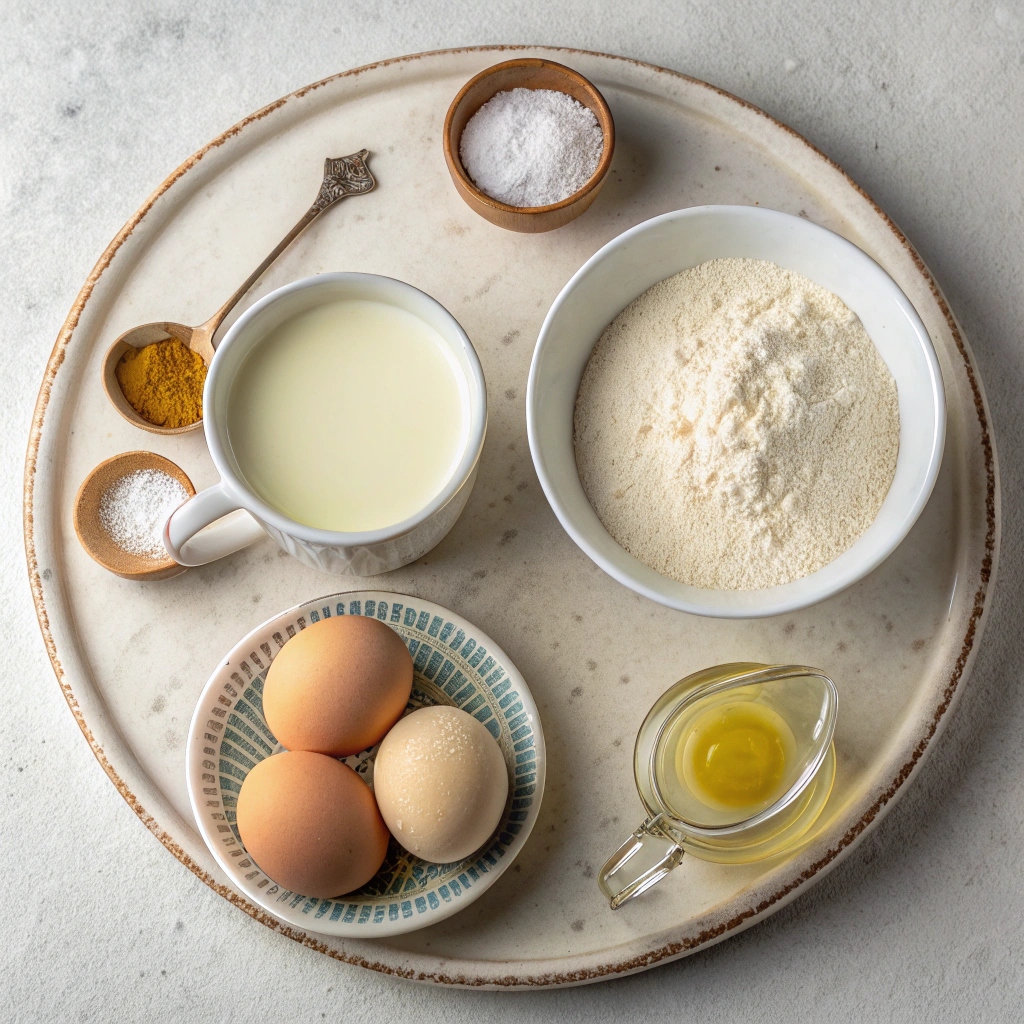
164;483;267;567
598;814;685;909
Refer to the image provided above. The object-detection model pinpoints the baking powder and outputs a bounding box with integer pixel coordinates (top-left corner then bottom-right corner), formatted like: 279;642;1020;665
459;88;603;207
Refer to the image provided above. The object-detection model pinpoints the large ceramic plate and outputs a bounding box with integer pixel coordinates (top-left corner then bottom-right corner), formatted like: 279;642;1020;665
24;47;998;988
186;591;544;938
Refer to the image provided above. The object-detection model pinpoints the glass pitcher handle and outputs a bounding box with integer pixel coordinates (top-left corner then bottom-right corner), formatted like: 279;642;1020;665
598;814;685;909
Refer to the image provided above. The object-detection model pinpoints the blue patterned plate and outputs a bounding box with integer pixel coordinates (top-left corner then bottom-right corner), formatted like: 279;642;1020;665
185;591;545;937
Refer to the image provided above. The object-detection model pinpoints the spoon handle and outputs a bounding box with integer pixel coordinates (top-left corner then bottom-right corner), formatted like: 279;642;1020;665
194;150;376;355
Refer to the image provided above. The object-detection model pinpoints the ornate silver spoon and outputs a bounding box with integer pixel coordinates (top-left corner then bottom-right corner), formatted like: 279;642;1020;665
102;150;376;434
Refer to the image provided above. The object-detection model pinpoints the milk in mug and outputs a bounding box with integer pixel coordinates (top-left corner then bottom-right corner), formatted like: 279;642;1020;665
226;299;469;532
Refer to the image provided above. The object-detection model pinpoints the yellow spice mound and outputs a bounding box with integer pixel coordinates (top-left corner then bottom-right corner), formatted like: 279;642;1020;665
115;339;206;428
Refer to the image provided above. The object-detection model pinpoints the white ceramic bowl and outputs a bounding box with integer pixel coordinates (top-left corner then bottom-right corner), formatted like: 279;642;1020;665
186;591;545;937
527;206;946;618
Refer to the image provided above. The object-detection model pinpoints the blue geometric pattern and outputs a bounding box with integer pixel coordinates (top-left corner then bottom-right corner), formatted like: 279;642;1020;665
189;591;543;936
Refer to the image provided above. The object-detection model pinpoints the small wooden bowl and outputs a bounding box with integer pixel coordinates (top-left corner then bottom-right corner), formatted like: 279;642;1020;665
74;451;196;581
443;58;615;233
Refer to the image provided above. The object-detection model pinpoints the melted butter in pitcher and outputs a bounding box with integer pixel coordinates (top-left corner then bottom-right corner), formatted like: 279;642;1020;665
678;701;797;815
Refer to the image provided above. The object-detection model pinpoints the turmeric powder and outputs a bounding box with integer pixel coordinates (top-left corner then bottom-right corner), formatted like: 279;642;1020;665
115;339;206;428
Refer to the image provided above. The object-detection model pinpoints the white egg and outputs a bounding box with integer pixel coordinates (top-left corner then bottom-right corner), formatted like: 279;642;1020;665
373;705;509;863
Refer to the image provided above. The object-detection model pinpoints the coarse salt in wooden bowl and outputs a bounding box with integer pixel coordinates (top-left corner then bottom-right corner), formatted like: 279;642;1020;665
73;451;195;581
443;58;615;233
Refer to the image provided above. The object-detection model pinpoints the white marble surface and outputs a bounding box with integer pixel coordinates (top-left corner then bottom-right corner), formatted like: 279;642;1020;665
2;1;1023;1019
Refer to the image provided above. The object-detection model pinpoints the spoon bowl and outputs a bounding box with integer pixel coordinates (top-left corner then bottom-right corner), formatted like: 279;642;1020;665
73;451;196;580
102;323;213;435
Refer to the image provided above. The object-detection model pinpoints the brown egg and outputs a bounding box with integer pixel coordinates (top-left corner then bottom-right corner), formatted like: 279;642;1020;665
236;750;389;898
263;615;413;757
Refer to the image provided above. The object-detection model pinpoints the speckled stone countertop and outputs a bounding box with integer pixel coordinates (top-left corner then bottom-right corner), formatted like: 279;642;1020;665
3;1;1023;1020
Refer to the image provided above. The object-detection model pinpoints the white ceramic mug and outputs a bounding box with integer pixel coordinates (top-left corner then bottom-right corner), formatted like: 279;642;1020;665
164;273;487;575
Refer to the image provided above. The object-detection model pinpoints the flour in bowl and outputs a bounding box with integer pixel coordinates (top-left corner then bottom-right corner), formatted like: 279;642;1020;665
573;258;900;590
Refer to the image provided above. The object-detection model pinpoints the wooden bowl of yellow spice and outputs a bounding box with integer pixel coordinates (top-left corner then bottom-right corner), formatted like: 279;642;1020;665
102;322;209;434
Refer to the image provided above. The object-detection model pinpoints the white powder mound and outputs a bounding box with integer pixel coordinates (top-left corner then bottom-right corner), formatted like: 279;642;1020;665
99;469;189;559
459;87;604;207
574;259;900;590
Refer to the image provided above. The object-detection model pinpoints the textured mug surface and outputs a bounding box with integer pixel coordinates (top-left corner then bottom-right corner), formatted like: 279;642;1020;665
186;591;545;937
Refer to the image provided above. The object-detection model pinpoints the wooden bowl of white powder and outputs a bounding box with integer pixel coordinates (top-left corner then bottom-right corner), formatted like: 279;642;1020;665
526;206;946;617
74;451;195;581
443;58;615;233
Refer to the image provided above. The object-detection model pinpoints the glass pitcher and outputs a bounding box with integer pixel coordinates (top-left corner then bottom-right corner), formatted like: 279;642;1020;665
599;663;837;909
